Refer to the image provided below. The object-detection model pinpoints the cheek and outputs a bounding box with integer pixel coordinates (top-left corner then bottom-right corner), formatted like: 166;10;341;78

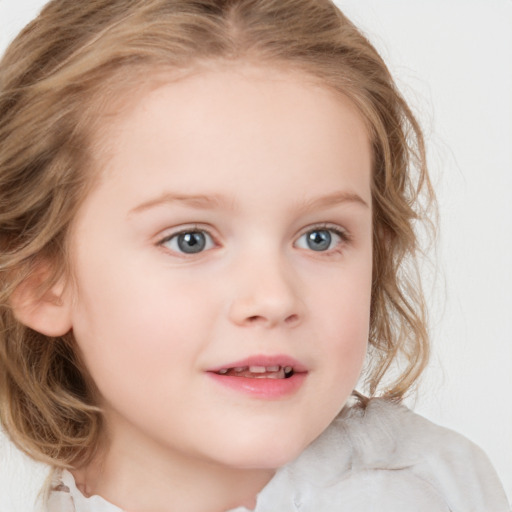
308;262;372;380
69;261;211;389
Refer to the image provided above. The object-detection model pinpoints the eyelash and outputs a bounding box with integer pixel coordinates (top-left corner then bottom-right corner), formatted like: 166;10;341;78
157;223;351;256
157;225;217;256
295;223;351;255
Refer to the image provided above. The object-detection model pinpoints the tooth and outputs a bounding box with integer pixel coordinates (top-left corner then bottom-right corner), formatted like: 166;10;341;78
218;369;228;374
234;367;247;372
266;366;280;372
249;366;266;373
284;366;293;374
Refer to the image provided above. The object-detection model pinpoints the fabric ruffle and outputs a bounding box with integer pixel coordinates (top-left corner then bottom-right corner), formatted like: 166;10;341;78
41;398;510;512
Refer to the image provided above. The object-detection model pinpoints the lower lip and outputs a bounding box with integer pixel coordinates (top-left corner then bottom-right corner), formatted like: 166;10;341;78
206;372;307;399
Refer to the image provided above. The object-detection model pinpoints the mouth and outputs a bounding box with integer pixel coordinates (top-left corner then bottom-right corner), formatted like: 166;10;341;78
214;365;295;379
206;355;307;398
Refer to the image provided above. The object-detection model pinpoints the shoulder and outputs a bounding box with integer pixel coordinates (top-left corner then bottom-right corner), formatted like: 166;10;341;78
287;398;509;512
333;398;494;471
0;432;51;512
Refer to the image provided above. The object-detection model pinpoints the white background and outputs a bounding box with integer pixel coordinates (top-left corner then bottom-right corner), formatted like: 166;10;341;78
334;0;512;500
1;0;511;508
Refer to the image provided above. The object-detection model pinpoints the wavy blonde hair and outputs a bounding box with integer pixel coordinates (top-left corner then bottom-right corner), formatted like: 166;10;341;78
0;0;435;468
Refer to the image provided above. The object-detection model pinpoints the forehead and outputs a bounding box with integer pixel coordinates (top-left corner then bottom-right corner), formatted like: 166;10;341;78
88;64;372;207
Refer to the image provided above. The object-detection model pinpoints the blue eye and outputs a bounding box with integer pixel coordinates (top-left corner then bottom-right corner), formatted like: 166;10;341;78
296;228;344;252
160;230;215;254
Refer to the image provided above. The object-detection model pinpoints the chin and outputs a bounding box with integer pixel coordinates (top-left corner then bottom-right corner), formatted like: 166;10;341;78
210;430;313;470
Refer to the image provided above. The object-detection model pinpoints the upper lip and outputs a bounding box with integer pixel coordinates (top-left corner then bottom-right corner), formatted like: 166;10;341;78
207;354;308;373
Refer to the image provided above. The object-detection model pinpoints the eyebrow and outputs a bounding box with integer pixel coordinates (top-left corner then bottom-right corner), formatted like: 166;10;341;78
298;191;369;211
129;189;369;215
129;193;235;215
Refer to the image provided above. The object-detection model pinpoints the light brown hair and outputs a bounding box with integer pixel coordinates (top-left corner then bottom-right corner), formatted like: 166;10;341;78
0;0;435;468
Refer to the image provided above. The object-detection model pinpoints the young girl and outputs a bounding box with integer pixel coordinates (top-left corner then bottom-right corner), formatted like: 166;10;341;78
0;1;508;511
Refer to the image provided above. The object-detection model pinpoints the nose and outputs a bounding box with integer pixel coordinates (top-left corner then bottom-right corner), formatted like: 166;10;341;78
228;252;304;329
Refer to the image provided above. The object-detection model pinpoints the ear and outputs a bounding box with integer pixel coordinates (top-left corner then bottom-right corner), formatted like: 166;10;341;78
11;270;73;337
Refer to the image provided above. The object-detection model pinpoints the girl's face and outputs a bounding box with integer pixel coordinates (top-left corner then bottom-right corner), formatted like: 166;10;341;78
66;65;373;471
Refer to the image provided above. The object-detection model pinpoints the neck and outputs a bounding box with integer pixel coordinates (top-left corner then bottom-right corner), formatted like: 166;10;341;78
72;420;275;512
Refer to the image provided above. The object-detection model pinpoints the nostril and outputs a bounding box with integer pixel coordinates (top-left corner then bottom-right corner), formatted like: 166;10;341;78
245;314;300;325
285;314;299;324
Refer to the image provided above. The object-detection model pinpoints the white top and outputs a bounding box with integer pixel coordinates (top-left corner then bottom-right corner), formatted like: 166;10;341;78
41;399;509;512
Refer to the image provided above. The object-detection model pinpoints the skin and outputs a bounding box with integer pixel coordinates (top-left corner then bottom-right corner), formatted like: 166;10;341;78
60;65;373;512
